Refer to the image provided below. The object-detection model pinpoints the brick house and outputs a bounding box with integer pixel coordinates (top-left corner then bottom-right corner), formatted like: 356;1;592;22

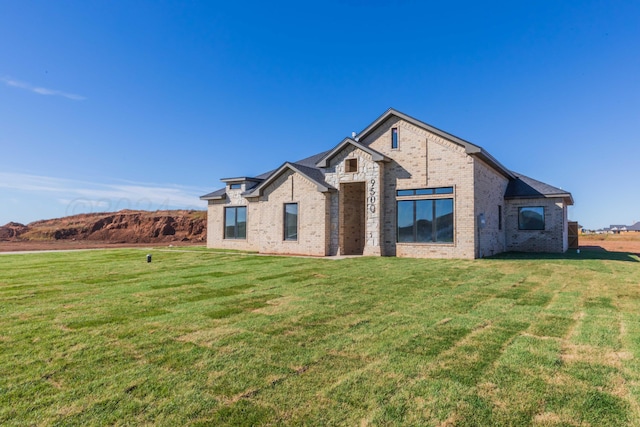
201;109;574;258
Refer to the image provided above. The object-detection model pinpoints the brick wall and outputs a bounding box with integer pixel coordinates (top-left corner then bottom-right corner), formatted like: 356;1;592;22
257;170;330;256
206;172;330;256
505;198;567;253
361;116;477;258
206;183;260;252
474;158;509;257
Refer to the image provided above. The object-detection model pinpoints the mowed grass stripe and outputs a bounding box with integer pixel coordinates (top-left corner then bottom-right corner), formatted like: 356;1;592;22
1;248;639;425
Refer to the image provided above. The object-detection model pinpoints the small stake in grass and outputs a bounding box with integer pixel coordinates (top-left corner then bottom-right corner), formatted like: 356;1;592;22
146;254;152;263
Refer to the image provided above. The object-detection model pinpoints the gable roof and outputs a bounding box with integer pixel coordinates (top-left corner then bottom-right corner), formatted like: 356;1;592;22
200;150;332;200
202;109;572;207
505;172;574;205
356;108;515;179
628;222;640;231
245;161;335;197
315;137;390;168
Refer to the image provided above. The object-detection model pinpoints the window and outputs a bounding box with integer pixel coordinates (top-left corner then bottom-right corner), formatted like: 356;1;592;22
345;158;358;173
284;203;298;241
229;183;241;190
224;206;246;239
397;198;454;243
518;206;544;230
397;187;453;196
391;127;398;149
498;205;502;230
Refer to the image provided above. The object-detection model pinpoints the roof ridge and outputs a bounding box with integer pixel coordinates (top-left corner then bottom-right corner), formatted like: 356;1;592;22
356;108;514;179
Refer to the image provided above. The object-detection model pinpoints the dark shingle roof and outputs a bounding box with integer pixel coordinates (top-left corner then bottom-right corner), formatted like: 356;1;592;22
316;138;390;167
249;150;332;181
245;150;334;194
202;110;573;206
199;187;226;200
290;162;333;190
505;172;573;204
200;150;332;200
244;161;335;197
294;150;332;168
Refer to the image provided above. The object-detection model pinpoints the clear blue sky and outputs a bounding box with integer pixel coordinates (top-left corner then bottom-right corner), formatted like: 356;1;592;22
1;0;638;229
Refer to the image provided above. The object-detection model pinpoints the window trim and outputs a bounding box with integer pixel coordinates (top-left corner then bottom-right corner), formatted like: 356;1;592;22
345;158;358;173
396;187;455;244
229;183;242;190
224;206;247;239
397;187;453;197
391;127;398;149
283;203;298;241
518;206;545;231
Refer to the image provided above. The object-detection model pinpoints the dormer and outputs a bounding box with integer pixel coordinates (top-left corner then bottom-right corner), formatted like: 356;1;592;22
220;177;263;193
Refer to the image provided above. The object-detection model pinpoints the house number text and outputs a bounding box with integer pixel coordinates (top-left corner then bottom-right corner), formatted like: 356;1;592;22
368;178;376;213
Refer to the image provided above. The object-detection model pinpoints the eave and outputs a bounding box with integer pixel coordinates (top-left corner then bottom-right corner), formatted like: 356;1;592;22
220;177;264;184
356;108;515;179
504;193;574;206
315;137;390;168
245;162;336;197
199;192;226;201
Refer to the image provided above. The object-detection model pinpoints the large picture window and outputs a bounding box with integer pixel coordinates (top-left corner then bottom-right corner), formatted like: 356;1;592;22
224;206;246;239
284;203;298;241
518;206;545;230
397;198;454;243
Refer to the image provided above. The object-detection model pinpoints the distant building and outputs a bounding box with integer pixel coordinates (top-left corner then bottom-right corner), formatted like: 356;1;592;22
627;222;640;232
609;225;628;234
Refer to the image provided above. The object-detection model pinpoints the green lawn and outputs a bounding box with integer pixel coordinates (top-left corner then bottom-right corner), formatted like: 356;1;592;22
1;248;640;426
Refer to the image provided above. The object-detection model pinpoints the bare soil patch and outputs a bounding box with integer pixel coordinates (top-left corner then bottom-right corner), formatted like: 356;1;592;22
580;234;640;255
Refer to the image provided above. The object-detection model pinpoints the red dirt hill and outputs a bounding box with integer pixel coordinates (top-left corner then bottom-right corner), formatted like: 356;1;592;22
0;210;207;244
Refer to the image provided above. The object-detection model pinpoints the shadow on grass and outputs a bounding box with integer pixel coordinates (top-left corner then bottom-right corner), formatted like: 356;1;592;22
490;246;639;263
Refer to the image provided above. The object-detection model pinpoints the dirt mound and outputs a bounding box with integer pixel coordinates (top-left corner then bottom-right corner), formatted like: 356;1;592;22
0;210;207;244
0;222;29;240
